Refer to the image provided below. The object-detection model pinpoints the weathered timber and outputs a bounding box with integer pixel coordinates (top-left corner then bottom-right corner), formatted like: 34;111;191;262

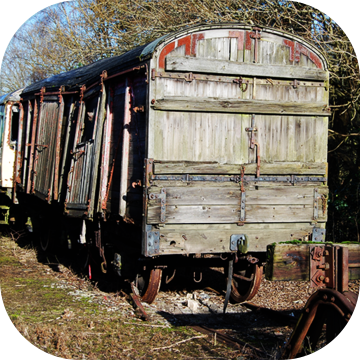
149;186;241;205
266;244;311;281
147;204;240;224
153;161;327;175
152;97;330;116
165;56;328;81
266;243;360;281
147;203;322;224
158;225;314;254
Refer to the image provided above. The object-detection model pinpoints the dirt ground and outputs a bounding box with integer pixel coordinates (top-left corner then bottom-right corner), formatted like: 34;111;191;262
0;228;359;360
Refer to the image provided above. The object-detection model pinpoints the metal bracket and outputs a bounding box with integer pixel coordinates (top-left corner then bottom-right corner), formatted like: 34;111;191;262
230;234;248;253
312;227;326;242
148;188;166;223
145;228;160;256
240;191;246;222
313;188;320;220
309;245;348;292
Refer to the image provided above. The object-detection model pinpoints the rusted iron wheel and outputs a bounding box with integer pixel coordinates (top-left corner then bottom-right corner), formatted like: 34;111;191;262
138;268;162;304
281;289;357;359
39;225;52;252
230;263;263;303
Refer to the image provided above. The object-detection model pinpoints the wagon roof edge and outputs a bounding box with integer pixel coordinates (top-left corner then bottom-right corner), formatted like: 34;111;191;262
20;22;329;96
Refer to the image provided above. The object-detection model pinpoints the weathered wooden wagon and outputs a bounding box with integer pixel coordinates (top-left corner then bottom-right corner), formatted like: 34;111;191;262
13;23;335;303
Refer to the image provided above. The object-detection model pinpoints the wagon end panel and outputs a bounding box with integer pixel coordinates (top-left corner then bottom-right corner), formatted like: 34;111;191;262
144;25;329;257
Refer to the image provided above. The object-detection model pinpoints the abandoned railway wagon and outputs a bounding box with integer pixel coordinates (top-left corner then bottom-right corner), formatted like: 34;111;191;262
13;23;331;303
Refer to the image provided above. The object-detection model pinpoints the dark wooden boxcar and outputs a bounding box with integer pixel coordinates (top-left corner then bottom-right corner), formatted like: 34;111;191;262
14;23;332;303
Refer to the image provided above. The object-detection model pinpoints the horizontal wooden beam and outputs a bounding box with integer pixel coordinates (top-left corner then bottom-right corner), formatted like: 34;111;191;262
153;161;327;175
147;204;322;224
165;56;328;81
151;97;331;116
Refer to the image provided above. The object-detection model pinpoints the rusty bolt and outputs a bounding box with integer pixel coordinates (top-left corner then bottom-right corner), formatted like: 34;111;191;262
319;275;325;281
151;99;156;104
324;277;330;283
330;297;335;302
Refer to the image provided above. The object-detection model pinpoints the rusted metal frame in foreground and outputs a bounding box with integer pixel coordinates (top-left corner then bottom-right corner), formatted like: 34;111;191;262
281;289;356;359
282;245;358;359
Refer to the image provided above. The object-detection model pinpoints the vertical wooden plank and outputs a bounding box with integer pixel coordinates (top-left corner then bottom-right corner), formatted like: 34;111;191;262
22;101;32;185
53;97;65;200
88;86;107;215
58;100;75;200
99;87;113;211
119;78;131;217
26;98;38;194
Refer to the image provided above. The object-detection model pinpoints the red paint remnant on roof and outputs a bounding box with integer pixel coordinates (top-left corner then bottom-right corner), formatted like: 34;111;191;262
191;33;205;55
178;35;191;56
159;42;176;69
229;31;245;51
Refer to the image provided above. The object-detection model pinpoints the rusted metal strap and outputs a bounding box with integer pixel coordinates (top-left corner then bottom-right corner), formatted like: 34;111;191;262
130;282;150;321
148;188;166;223
250;27;262;63
151;174;326;183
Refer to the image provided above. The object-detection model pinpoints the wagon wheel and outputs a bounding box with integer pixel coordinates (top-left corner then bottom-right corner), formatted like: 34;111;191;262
231;263;263;303
137;268;162;304
39;219;58;252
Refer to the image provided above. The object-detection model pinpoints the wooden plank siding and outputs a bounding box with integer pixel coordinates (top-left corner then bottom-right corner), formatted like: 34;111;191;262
165;55;328;81
146;26;329;255
153;161;327;175
151;97;330;116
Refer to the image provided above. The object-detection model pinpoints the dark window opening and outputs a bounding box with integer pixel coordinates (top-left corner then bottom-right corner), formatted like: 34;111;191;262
10;107;19;143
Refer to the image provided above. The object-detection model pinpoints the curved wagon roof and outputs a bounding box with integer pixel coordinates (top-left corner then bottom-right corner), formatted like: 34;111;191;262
22;23;328;95
0;88;22;104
